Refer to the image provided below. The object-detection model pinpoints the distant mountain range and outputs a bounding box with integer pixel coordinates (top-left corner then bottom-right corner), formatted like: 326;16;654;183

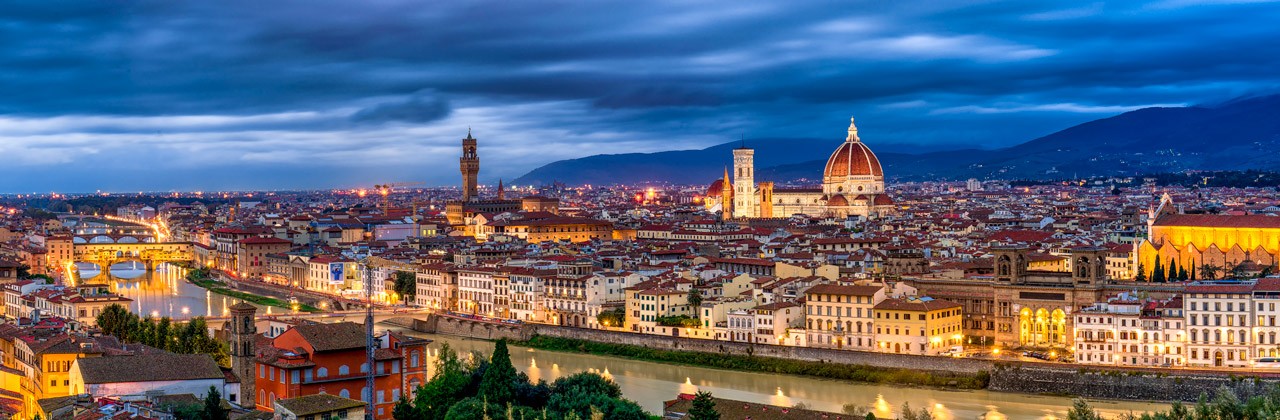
513;94;1280;186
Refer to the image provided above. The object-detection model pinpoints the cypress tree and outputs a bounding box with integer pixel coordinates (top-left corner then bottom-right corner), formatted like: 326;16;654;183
1152;259;1165;283
479;340;518;405
689;391;720;420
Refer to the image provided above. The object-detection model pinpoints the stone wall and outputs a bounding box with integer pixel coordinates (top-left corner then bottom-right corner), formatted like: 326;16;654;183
407;314;988;373
411;314;529;341
989;364;1280;402
403;314;1280;402
526;324;993;374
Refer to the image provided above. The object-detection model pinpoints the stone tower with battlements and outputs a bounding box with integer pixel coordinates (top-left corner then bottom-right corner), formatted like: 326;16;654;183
460;130;480;202
229;302;257;408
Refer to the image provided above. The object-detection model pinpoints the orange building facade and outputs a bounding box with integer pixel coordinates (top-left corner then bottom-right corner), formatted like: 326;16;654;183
254;322;429;419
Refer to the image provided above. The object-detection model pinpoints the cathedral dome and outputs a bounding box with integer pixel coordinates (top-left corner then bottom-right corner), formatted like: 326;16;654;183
706;179;727;197
827;194;848;207
824;117;883;178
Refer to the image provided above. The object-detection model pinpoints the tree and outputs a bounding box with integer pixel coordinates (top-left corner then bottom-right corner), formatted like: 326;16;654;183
1168;258;1180;282
392;396;415;420
899;402;932;420
688;391;720;420
1135;263;1146;282
203;386;228;420
1200;263;1221;280
393;271;417;305
595;308;625;328
1152;259;1165;283
414;344;475;419
687;288;703;314
480;340;519;405
16;264;31;279
1066;399;1103;420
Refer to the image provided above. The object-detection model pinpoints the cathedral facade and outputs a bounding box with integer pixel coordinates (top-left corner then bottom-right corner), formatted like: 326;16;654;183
706;117;894;219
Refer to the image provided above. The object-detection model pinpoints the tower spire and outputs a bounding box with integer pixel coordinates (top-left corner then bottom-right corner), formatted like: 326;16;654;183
497;178;505;200
847;116;860;143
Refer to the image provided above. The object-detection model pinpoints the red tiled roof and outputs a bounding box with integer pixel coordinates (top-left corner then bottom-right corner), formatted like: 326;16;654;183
804;284;881;296
1155;214;1280;229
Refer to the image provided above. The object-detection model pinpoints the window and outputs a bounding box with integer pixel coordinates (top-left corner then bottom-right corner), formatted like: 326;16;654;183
318;367;329;378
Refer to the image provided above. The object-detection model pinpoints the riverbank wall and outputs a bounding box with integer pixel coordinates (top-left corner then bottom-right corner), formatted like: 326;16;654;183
400;313;1280;402
989;364;1280;402
404;314;989;373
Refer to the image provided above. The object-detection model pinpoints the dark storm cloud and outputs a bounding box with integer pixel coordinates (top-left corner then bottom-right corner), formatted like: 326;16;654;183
3;0;1280;191
351;93;452;124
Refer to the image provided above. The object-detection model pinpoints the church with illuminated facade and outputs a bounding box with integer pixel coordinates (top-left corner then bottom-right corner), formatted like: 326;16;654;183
705;117;894;219
1138;194;1280;279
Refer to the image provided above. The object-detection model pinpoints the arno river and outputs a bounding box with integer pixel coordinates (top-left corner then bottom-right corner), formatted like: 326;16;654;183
72;264;1171;418
73;262;276;319
394;330;1171;420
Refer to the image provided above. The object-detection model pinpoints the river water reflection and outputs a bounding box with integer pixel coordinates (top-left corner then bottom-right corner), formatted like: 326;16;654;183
399;331;1169;419
73;262;272;319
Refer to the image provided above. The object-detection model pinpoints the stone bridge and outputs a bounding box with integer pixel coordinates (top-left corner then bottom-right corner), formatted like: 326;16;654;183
74;242;193;273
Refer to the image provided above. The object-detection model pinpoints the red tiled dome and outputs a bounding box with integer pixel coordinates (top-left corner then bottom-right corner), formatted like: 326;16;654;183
873;194;894;205
827;194;848;206
825;141;883;178
706;179;727;197
824;117;883;178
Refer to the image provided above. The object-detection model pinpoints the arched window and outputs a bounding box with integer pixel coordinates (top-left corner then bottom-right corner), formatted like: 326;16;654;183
317;367;328;378
340;389;350;398
338;365;349;375
361;363;369;373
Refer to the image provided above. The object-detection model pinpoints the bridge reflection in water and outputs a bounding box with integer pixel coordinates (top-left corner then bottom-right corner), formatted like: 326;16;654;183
72;262;270;320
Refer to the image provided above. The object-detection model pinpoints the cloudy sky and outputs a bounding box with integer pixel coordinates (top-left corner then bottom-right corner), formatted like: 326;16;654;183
4;0;1280;192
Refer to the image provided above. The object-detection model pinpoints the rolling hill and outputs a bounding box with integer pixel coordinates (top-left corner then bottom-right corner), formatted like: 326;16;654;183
513;94;1280;185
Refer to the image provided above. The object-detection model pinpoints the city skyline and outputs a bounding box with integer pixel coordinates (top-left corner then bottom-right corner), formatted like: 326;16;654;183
5;1;1280;192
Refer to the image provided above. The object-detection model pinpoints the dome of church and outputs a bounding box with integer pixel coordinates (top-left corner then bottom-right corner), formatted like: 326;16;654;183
827;194;848;207
706;179;727;197
824;117;883;178
873;194;894;206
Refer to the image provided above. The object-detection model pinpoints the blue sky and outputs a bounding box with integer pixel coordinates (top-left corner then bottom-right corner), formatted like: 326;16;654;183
4;0;1280;192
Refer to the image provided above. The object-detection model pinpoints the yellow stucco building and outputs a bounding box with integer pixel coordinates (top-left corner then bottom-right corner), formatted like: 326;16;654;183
872;297;964;355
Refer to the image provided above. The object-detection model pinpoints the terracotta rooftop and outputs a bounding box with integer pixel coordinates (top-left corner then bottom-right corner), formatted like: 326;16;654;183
75;353;224;384
1155;213;1280;229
